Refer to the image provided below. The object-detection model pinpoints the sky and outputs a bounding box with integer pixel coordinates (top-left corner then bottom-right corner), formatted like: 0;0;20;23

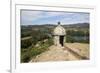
21;10;90;25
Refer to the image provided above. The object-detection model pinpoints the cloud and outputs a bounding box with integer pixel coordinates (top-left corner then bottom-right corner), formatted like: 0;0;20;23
21;10;89;25
21;10;43;22
60;13;89;24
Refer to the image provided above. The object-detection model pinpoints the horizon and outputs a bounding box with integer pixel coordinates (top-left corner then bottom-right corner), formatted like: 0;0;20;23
21;22;89;26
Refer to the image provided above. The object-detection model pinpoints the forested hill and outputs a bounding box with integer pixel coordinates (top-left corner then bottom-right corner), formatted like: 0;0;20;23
21;23;89;29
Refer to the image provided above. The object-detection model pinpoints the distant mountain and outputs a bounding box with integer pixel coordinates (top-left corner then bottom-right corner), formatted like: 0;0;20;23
63;23;89;28
21;23;89;29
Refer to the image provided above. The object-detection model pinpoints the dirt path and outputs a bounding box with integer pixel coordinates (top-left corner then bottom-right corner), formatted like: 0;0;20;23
30;44;83;62
64;43;89;59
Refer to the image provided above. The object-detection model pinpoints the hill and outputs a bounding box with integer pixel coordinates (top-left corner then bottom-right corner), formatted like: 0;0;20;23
21;23;89;30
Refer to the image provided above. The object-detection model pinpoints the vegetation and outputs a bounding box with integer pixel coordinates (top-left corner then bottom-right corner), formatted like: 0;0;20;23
21;23;89;62
21;25;54;62
21;38;53;62
66;30;89;43
21;37;32;48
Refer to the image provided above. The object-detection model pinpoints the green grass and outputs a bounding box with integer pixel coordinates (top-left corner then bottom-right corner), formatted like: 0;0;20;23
21;38;53;63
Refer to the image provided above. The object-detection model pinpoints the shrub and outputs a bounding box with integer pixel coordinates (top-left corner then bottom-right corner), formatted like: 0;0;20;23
21;38;53;63
21;37;32;48
66;36;74;43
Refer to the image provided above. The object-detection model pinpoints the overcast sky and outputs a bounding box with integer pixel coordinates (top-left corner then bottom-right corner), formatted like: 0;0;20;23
21;10;89;25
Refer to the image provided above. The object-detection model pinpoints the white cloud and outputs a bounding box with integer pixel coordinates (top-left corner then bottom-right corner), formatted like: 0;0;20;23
21;10;74;22
21;10;89;25
21;10;43;21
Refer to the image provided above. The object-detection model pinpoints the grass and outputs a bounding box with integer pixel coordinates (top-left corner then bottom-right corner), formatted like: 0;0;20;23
21;38;53;63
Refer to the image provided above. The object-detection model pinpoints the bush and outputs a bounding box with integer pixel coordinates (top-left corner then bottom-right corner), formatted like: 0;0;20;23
21;48;32;62
21;37;32;48
66;36;74;43
21;38;53;63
